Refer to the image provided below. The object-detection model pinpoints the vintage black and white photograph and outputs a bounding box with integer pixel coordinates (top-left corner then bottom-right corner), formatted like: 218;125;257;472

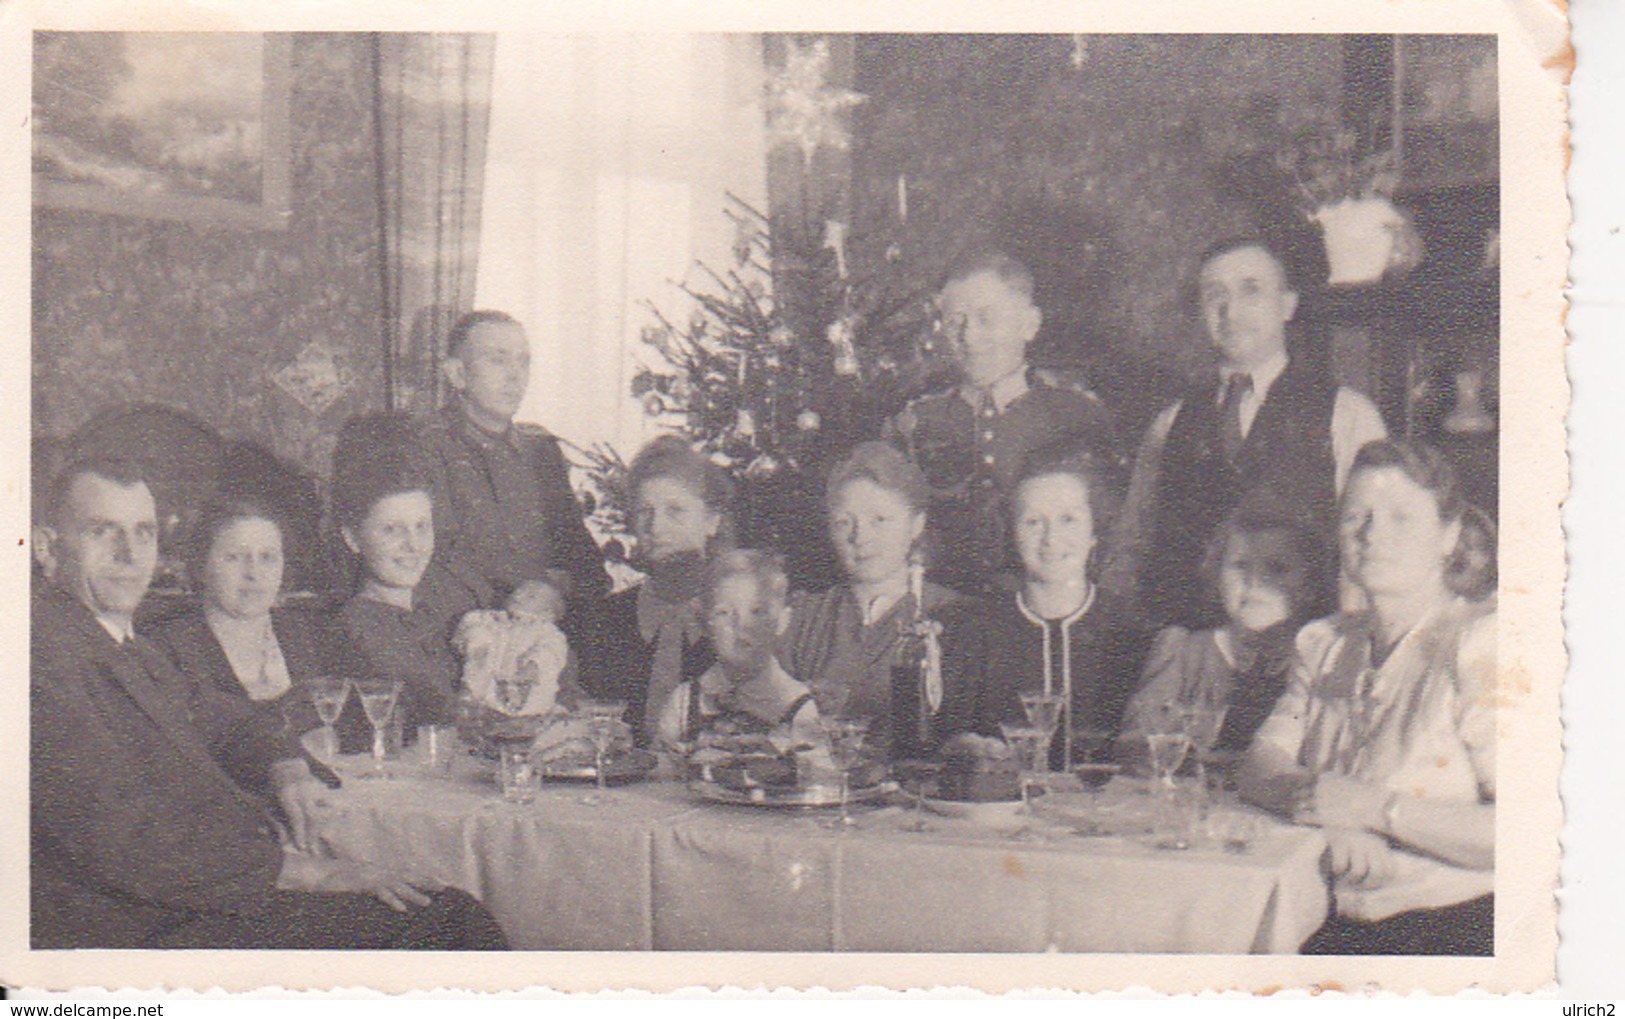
11;3;1568;995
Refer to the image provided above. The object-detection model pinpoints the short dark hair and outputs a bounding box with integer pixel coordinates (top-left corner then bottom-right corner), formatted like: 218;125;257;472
1196;236;1293;287
42;455;150;528
826;441;931;517
184;495;286;597
1346;438;1496;601
941;250;1037;303
445;310;523;360
329;412;435;531
1009;450;1123;539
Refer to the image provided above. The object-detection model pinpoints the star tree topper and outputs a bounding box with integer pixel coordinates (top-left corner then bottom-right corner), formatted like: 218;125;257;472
765;38;867;167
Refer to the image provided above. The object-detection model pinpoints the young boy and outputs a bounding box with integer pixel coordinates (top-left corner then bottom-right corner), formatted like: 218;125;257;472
888;251;1115;596
655;550;821;747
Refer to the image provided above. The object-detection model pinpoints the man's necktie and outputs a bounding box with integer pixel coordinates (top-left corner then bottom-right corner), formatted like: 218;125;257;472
1219;372;1253;463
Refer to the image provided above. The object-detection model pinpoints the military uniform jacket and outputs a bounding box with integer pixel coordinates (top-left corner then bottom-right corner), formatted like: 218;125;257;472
425;407;610;606
888;367;1115;594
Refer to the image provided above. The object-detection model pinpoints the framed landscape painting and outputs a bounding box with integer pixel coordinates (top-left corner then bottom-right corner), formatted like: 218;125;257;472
32;31;292;230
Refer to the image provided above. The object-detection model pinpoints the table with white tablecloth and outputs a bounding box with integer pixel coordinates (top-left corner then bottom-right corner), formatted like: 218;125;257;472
310;761;1330;953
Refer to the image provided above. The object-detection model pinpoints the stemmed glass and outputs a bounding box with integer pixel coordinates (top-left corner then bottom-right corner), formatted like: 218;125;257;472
893;759;941;833
1018;692;1066;773
1070;727;1118;792
354;678;402;778
1180;701;1230;808
819;718;870;830
999;722;1049;826
577;700;627;805
1145;724;1194;849
307;675;351;764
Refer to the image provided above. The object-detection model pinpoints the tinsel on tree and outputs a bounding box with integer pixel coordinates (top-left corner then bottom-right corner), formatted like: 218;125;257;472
574;194;952;587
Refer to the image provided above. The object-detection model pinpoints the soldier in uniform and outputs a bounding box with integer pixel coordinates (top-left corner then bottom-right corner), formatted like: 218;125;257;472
423;311;610;621
887;252;1115;597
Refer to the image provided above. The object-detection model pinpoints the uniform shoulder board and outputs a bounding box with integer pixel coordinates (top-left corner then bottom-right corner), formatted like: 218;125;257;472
1030;366;1093;396
514;421;557;440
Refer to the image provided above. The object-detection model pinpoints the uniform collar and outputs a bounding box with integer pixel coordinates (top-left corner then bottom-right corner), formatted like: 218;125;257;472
959;366;1030;413
449;403;522;453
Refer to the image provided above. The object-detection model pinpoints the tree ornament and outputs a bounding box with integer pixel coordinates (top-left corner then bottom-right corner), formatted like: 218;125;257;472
796;409;822;432
769;324;795;347
669;371;695;402
764;38;867;167
735;406;757;438
745;454;781;480
828;316;860;376
641;391;666;416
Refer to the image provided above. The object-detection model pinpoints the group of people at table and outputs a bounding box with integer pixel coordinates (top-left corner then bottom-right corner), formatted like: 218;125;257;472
30;236;1496;957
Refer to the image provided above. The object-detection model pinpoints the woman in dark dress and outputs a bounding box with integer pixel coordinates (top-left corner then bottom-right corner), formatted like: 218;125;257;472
572;435;731;746
959;454;1148;769
151;495;358;749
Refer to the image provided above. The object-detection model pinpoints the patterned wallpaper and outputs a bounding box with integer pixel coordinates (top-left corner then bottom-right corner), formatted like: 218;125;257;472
33;33;384;479
849;34;1346;433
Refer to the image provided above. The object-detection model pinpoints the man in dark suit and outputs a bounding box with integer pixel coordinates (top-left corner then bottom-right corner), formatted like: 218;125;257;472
30;456;507;949
424;310;610;620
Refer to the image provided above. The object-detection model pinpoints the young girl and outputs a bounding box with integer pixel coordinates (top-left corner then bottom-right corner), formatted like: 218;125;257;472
954;455;1145;768
572;435;732;746
655;549;820;747
1118;506;1319;760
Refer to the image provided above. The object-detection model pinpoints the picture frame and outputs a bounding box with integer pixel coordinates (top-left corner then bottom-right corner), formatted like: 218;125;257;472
31;31;292;231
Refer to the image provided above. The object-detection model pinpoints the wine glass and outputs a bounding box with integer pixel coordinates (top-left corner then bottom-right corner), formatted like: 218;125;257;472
1018;692;1065;772
1145;730;1192;792
893;759;941;833
1179;702;1229;809
307;675;351;763
577;700;627;805
1070;727;1119;792
999;722;1049;826
354;678;402;777
820;718;870;829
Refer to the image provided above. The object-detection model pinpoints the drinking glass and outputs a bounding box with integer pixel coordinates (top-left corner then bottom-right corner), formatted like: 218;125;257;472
307;675;351;763
1018;692;1065;771
1180;703;1229;811
820;718;870;829
893;759;941;833
576;700;627;805
999;722;1049;823
1145;731;1192;791
1070;727;1118;792
355;678;402;777
497;740;536;804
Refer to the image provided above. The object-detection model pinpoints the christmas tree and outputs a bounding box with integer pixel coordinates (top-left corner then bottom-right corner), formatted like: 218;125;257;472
574;193;950;589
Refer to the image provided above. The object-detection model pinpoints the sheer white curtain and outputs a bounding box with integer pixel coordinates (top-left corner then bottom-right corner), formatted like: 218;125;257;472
474;33;768;457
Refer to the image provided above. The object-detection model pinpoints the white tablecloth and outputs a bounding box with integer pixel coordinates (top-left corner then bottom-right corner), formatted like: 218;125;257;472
311;761;1329;953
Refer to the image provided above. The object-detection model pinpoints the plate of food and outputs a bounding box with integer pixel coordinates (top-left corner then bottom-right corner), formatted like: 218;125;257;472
537;748;658;784
688;777;898;809
921;733;1031;829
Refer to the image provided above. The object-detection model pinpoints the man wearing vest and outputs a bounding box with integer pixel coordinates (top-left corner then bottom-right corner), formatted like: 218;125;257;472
30;456;507;949
1114;238;1387;629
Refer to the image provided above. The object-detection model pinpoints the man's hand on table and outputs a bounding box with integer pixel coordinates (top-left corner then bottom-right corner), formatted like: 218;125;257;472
278;852;446;912
1322;827;1397;888
270;757;329;854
